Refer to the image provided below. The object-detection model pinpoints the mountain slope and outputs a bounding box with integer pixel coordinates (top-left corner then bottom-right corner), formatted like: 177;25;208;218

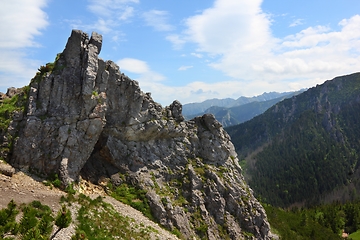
226;72;360;207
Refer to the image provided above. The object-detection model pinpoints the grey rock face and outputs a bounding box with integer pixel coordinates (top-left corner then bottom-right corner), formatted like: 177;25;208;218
11;30;106;183
4;30;276;239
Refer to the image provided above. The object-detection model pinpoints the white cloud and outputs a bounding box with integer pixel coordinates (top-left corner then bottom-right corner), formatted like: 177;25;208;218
84;18;115;34
256;15;360;79
282;25;331;48
0;0;48;49
184;0;272;54
178;0;360;95
191;53;203;58
178;66;193;71
289;18;304;27
81;0;138;37
117;58;150;74
166;34;186;49
87;0;138;19
142;10;174;31
0;0;48;91
117;58;165;83
119;6;136;21
0;51;43;91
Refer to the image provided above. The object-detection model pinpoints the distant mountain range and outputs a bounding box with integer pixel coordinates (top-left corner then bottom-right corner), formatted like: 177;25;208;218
226;72;360;207
184;91;305;127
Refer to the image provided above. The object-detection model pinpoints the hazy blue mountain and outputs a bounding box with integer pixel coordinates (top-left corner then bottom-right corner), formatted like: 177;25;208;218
185;91;304;127
182;98;236;116
182;91;300;116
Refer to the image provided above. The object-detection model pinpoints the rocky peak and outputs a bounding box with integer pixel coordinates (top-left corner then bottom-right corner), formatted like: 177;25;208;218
2;30;276;239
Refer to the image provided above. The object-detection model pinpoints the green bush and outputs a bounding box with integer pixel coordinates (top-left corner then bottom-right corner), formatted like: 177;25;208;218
55;205;72;229
43;173;62;189
0;200;19;238
65;183;76;195
19;206;39;234
109;183;153;220
0;200;57;239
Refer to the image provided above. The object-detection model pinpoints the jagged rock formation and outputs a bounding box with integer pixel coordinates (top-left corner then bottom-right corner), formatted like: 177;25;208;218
1;30;276;239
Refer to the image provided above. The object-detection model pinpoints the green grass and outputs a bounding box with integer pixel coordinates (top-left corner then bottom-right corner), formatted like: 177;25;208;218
191;208;208;239
0;87;29;161
1;193;163;240
349;230;360;240
107;183;154;220
74;194;158;240
0;90;27;132
42;173;62;189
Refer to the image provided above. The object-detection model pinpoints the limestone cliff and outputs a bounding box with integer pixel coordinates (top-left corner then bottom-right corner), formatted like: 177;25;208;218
1;30;276;239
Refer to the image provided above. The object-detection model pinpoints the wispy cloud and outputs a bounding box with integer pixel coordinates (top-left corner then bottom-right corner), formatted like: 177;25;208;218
142;10;174;31
71;0;139;37
191;53;203;58
70;18;115;34
87;0;138;20
166;34;186;50
289;18;304;27
0;0;48;90
117;58;165;83
178;66;193;71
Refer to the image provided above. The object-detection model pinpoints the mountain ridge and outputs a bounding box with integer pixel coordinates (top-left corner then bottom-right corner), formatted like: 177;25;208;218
226;72;360;207
182;91;303;116
186;90;304;127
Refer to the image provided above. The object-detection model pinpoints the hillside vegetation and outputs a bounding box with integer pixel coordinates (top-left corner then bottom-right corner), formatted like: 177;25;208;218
227;72;360;207
0;193;174;240
263;200;360;239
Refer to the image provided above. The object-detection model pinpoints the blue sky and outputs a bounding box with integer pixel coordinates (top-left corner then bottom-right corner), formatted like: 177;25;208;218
1;0;360;106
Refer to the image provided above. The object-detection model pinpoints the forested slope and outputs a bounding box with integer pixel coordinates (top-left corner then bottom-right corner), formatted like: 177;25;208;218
227;72;360;207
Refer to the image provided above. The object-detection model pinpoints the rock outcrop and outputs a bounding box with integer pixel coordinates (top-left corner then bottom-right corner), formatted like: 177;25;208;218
1;30;276;239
